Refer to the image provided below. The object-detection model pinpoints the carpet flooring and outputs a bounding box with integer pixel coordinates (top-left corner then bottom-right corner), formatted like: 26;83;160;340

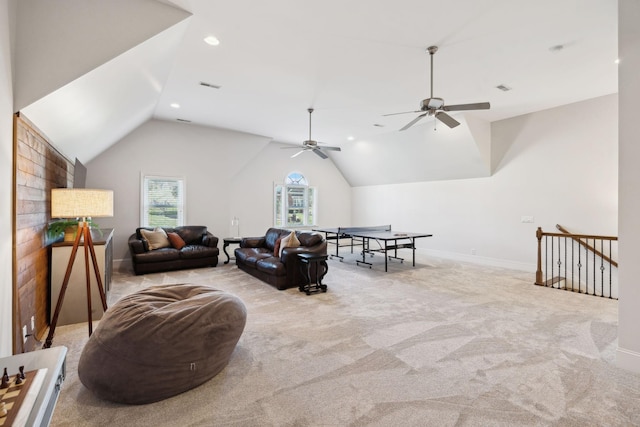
47;253;640;426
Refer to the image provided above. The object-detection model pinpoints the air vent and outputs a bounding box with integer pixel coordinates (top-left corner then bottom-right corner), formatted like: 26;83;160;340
496;84;512;92
200;81;221;89
176;118;192;123
373;124;385;127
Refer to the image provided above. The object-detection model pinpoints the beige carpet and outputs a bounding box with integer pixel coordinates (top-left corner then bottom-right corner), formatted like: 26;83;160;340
47;253;640;426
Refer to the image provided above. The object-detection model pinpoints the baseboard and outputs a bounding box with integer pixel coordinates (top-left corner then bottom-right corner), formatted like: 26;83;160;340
616;347;640;374
420;248;536;272
114;258;133;274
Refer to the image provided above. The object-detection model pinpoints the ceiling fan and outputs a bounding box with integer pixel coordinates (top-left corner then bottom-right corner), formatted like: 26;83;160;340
385;46;490;130
282;108;341;159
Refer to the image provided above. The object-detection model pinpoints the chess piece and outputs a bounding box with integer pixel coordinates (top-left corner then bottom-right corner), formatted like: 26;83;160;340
1;367;9;389
15;373;23;385
0;401;7;417
19;365;25;380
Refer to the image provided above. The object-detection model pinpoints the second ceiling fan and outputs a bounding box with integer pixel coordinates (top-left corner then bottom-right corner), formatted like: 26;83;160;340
385;46;490;130
282;108;341;159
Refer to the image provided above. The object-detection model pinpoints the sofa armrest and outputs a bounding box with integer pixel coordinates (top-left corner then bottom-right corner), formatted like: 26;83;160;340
128;233;147;254
281;240;328;264
202;232;218;248
241;236;266;248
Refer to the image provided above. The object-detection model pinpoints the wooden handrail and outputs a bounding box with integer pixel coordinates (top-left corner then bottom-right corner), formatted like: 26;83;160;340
555;224;618;268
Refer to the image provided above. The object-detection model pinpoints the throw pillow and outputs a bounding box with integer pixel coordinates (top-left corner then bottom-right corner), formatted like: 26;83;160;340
167;232;186;250
279;231;300;257
140;228;171;250
273;237;282;257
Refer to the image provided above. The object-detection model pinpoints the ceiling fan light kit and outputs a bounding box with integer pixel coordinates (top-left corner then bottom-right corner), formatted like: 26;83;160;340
281;108;341;159
385;45;491;131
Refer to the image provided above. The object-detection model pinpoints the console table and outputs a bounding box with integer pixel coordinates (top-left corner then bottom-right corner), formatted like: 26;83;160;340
0;346;67;427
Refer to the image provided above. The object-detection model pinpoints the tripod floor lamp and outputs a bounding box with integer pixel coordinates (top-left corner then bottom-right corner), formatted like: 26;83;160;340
44;188;114;349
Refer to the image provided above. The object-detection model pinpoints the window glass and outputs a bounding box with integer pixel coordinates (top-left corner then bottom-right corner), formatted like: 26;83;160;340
141;175;185;227
274;172;316;227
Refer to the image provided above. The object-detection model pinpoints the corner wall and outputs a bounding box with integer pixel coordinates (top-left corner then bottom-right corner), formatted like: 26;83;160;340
352;94;618;270
617;0;640;373
0;0;15;356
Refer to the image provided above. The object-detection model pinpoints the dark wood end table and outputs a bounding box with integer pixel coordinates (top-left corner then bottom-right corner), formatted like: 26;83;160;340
223;237;242;264
297;253;329;295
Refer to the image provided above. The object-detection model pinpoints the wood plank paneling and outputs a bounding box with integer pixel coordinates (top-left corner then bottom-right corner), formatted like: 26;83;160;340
13;113;73;353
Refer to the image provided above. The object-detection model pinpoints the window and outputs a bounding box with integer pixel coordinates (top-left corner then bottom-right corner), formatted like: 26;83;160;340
141;175;185;227
274;172;316;227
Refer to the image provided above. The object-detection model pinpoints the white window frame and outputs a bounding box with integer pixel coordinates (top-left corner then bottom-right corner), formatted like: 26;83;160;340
140;174;186;227
274;172;317;228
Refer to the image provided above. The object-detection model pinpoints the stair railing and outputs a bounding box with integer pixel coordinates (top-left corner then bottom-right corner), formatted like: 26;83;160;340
535;225;618;299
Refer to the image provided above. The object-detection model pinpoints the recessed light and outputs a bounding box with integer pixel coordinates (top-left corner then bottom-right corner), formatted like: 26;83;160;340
347;136;355;141
204;35;220;46
615;58;620;64
170;103;180;109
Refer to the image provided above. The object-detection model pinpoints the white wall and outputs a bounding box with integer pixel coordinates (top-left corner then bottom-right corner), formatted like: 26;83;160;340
617;0;640;374
352;94;618;270
0;0;15;356
86;119;351;267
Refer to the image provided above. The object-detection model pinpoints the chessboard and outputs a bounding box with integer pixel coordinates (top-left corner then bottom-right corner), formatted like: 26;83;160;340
0;368;43;427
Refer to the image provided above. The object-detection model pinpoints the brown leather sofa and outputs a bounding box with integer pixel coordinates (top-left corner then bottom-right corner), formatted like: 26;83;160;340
234;227;327;290
128;226;219;275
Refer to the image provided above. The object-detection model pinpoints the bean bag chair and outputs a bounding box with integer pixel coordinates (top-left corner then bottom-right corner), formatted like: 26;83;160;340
78;283;247;404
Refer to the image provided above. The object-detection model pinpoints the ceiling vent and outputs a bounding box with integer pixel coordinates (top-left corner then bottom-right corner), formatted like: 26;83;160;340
200;81;221;89
176;118;192;123
496;84;512;92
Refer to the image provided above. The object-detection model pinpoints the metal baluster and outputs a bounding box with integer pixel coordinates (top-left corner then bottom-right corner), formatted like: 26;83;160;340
577;240;582;293
609;240;613;299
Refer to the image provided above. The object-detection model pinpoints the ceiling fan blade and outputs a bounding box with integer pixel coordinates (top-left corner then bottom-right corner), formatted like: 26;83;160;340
400;113;427;131
321;146;341;151
443;102;490;111
291;150;306;158
383;110;422;117
435;111;460;128
312;148;328;159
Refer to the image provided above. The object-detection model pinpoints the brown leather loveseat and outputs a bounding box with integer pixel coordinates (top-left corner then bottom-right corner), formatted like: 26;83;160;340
128;226;219;275
234;227;327;290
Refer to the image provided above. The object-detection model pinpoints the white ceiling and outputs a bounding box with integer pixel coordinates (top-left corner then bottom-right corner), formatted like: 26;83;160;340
19;0;618;186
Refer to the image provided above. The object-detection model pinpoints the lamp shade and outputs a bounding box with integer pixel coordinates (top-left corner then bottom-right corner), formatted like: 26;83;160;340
51;189;114;218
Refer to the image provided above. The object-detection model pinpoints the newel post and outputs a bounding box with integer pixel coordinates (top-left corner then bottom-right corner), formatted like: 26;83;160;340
535;227;543;286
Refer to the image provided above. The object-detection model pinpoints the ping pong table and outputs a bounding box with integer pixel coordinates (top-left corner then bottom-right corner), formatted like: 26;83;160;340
314;225;433;272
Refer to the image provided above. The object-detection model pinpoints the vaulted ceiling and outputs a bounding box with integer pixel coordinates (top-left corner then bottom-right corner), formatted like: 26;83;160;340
16;0;618;186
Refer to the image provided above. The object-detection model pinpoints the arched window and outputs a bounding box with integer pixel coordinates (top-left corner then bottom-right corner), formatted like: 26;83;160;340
274;172;316;227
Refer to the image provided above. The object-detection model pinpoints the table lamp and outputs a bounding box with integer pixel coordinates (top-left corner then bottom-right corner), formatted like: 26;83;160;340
44;188;113;348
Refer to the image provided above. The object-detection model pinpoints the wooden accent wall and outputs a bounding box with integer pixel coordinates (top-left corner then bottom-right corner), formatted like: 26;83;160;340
13;112;73;353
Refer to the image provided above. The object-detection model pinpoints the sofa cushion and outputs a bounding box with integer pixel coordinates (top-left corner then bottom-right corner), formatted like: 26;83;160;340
179;245;219;259
167;232;186;250
264;228;286;251
140;228;171;250
235;248;273;267
298;232;322;247
176;226;207;245
279;231;300;257
134;247;180;264
256;257;286;276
